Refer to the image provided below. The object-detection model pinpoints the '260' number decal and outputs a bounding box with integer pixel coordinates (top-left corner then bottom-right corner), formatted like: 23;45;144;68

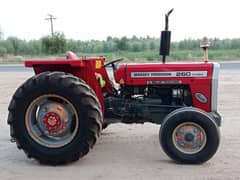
176;72;191;77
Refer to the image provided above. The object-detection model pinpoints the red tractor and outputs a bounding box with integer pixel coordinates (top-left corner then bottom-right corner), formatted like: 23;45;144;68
8;9;220;165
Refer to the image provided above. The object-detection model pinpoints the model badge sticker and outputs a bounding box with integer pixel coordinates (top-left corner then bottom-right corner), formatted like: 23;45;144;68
195;93;208;104
131;71;208;78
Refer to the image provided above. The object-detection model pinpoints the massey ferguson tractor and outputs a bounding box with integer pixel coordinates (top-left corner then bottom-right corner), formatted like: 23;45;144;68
7;9;221;165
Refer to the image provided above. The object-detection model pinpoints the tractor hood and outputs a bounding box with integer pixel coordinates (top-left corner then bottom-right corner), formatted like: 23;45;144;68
114;62;214;85
114;62;220;112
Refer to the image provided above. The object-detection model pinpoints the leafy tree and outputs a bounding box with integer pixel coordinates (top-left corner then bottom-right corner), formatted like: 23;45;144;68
28;40;42;55
231;38;240;49
0;33;240;57
131;42;141;52
131;35;138;41
7;37;22;55
115;36;128;51
41;32;66;54
149;41;156;50
106;36;113;42
0;46;7;56
141;41;147;51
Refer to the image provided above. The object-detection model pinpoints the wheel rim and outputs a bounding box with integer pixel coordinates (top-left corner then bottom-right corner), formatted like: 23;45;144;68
172;122;207;154
25;94;79;148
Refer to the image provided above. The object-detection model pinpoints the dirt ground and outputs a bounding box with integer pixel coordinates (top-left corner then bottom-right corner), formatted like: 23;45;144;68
0;69;240;180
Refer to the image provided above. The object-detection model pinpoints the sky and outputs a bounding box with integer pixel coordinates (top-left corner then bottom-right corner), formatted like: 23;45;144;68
0;0;239;41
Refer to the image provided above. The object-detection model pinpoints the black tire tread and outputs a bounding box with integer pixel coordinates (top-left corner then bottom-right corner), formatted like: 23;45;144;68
159;107;220;164
8;71;102;165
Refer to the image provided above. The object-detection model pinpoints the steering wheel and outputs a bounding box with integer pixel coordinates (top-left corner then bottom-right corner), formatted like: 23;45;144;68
103;58;124;70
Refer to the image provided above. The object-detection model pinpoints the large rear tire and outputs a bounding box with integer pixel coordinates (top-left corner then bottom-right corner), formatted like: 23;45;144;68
8;71;102;165
159;107;220;164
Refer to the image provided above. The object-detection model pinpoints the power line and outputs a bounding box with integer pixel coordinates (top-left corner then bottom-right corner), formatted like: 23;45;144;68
45;14;57;37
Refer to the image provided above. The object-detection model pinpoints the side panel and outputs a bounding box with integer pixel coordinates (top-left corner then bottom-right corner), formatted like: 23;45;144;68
117;63;213;112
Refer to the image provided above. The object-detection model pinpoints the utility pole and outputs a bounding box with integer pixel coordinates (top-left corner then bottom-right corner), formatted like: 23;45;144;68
45;14;56;37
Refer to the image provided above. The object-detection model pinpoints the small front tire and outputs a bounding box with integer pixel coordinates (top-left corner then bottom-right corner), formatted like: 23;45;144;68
159;107;220;164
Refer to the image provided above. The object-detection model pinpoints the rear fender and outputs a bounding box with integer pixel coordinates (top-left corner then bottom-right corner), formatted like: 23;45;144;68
25;59;106;120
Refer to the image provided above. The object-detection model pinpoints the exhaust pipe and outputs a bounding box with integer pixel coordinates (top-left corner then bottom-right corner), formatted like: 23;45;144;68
160;8;174;63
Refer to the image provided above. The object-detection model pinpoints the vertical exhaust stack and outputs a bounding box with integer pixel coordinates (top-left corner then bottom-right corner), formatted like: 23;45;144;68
160;9;174;63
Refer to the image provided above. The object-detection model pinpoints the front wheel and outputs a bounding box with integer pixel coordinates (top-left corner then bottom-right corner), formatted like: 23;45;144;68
159;107;220;164
8;72;102;165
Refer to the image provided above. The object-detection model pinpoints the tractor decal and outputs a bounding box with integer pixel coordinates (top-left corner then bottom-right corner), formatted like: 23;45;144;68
131;71;208;78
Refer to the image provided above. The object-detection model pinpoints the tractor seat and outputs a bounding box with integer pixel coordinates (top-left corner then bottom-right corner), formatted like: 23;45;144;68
66;51;78;60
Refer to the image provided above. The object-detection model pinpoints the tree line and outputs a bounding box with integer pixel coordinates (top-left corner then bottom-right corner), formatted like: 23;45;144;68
0;31;240;57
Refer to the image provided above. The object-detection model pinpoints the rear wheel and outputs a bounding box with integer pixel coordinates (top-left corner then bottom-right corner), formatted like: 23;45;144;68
8;71;102;165
159;107;220;164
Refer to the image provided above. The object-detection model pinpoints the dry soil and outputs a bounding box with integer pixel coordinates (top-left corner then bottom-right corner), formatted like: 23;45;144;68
0;69;240;180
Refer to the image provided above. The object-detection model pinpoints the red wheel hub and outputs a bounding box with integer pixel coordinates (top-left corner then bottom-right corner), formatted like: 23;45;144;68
43;112;62;132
